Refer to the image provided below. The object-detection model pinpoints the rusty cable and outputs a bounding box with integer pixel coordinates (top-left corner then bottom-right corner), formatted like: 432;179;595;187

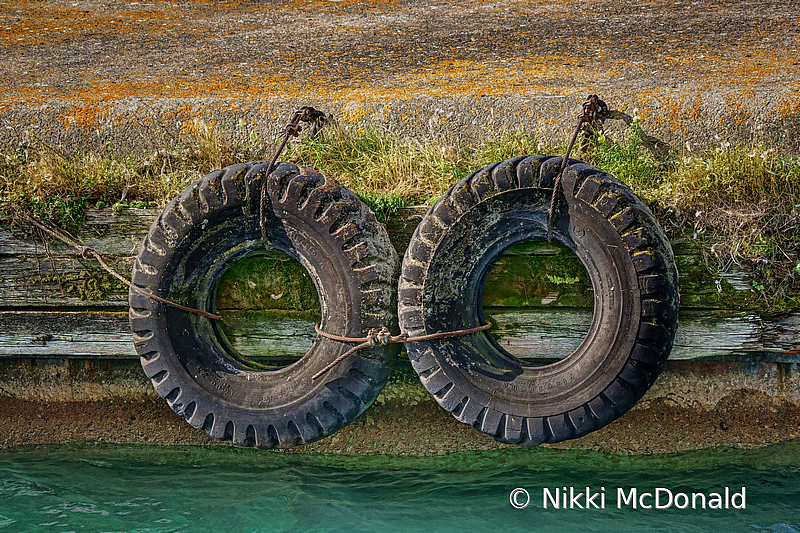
312;322;493;380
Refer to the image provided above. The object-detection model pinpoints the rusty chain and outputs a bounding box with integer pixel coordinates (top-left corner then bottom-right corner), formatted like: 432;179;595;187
259;106;329;246
578;94;609;149
547;94;609;236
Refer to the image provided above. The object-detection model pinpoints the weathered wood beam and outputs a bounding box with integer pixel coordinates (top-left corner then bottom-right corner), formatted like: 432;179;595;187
0;310;132;358
1;207;797;362
3;309;797;362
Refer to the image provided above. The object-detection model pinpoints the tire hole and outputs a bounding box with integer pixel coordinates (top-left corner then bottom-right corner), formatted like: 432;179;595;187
165;387;181;403
481;238;594;365
287;421;302;443
139;350;159;362
323;401;345;427
244;425;256;447
213;249;322;370
267;425;279;446
305;413;324;437
435;381;454;399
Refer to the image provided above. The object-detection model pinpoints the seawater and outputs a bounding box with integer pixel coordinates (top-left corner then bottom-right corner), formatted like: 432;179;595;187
0;441;799;532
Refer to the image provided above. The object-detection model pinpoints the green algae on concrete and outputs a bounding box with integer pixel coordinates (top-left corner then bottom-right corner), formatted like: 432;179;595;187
12;437;797;471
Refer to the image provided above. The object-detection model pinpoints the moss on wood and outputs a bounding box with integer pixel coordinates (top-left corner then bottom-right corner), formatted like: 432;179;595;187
215;251;320;312
482;239;593;309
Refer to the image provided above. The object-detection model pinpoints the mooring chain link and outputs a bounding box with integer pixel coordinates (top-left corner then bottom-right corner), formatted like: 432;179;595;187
547;94;609;237
312;322;493;380
259;106;329;246
578;94;609;146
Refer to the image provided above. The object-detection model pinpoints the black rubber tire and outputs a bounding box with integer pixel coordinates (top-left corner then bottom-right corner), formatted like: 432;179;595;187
398;155;679;446
129;161;399;448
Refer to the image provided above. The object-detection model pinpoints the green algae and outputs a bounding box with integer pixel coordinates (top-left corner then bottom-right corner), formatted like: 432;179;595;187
374;365;433;407
215;250;320;312
482;239;593;309
25;273;127;301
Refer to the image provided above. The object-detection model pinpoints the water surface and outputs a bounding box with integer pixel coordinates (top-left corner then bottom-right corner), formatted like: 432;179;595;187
0;441;798;532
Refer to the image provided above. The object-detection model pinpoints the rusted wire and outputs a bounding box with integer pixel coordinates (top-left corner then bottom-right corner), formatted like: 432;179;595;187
312;321;493;380
19;211;222;320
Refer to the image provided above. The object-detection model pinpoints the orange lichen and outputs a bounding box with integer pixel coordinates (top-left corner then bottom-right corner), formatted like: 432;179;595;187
0;0;797;148
778;90;800;119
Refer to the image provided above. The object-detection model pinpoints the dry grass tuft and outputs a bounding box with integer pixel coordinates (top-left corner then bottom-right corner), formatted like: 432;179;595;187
285;122;544;204
1;120;798;309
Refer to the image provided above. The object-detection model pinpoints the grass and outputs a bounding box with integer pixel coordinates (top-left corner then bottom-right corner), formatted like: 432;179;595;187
284;124;542;212
0;119;262;226
581;124;800;310
1;119;798;310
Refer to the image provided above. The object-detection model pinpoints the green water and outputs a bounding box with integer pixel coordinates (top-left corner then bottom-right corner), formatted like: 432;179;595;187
1;442;799;532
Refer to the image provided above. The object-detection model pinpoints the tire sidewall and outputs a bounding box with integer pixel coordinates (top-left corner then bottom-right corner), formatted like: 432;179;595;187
130;162;397;445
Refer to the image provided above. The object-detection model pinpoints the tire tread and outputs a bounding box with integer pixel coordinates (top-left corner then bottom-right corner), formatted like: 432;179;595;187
398;154;679;447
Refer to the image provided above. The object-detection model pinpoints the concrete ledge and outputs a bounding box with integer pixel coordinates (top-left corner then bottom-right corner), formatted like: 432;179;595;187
0;360;798;454
2;357;798;408
1;0;798;153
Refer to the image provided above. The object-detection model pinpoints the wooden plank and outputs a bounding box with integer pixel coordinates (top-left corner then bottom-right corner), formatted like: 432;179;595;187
188;307;795;363
0;254;132;307
2;207;797;363
486;308;592;360
0;208;149;307
4;308;793;362
0;310;318;361
760;313;800;353
0;208;156;256
384;206;427;255
219;312;316;360
486;308;799;361
0;207;755;310
0;310;134;358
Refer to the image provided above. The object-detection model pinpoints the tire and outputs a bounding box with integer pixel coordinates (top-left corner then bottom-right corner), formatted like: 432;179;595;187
129;161;399;448
398;155;679;445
